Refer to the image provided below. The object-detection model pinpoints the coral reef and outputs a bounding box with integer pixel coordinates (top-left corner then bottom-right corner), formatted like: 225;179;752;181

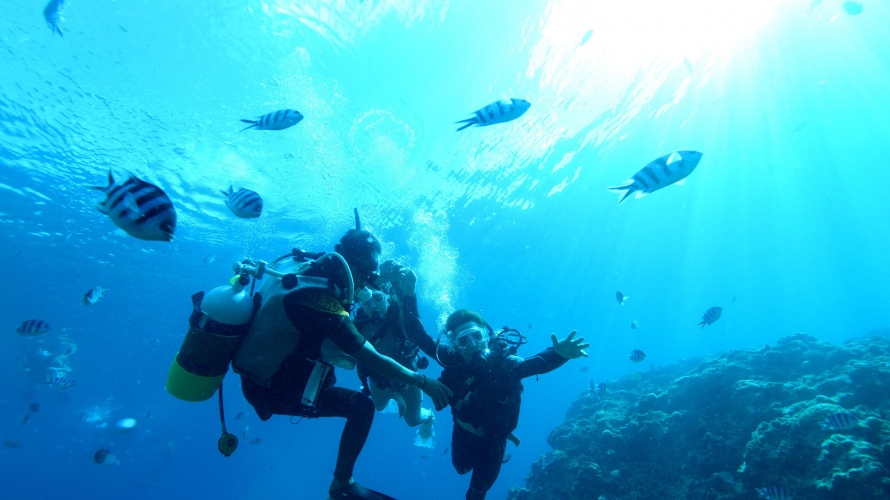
508;333;890;500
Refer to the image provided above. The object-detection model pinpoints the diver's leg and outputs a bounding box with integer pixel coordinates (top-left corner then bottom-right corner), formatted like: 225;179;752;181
466;436;507;500
310;386;376;486
368;378;396;412
451;424;476;475
401;385;425;427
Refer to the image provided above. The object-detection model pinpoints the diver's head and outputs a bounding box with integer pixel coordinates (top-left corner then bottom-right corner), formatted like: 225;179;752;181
445;309;491;362
359;290;389;319
335;228;382;289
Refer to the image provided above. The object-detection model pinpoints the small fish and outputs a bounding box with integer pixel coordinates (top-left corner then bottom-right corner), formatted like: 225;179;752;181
249;437;263;445
94;448;111;464
2;439;20;449
233;411;248;420
242;426;249;439
419;454;428;460
608;150;703;204
628;349;646;363
240;109;303;131
756;486;793;500
580;30;593;46
455;98;531;131
579;366;589;373
16;319;51;337
843;1;863;16
83;286;108;306
91;171;176;242
443;447;449;455
630;320;639;330
501;453;512;464
598;382;607;392
43;0;66;37
20;413;31;425
42;376;75;390
698;307;723;329
221;186;263;219
203;255;216;264
616;291;627;305
821;411;859;431
29;403;40;413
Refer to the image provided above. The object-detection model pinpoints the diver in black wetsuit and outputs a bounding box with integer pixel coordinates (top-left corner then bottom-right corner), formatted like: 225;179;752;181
235;229;452;500
354;261;438;433
438;309;589;500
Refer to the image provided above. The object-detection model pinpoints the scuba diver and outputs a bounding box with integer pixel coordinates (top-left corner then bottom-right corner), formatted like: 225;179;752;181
437;309;589;500
353;261;438;446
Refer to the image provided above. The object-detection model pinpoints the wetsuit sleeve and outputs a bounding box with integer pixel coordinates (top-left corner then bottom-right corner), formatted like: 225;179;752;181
282;288;366;355
507;348;569;379
401;294;438;359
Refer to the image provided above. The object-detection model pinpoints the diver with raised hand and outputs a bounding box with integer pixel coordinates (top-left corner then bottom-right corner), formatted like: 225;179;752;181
233;226;452;500
437;309;588;500
354;260;439;446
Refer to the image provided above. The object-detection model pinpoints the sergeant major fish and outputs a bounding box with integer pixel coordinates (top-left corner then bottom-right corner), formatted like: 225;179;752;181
628;349;646;362
455;98;531;131
221;186;263;218
43;376;75;390
608;150;703;203
16;319;50;337
240;109;303;131
756;486;793;500
91;171;176;242
83;286;108;306
821;411;859;431
698;307;723;329
43;0;66;37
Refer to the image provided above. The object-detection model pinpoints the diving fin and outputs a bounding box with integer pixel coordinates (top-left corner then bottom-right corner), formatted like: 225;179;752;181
413;408;436;449
328;481;398;500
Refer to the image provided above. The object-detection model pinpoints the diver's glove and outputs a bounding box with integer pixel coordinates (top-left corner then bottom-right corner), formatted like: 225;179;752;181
551;330;590;359
397;268;417;297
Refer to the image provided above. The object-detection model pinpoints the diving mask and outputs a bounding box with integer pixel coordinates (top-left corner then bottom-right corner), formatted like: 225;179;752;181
360;290;388;318
453;326;490;359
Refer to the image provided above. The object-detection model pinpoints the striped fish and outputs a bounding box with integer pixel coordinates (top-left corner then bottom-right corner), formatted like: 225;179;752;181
233;411;248;420
756;487;793;499
821;411;859;431
698;307;723;329
628;349;646;362
221;186;263;218
249;437;263;445
240;109;303;131
91;171;176;242
43;0;66;37
16;319;51;337
83;286;108;306
616;291;627;305
608;150;703;203
43;376;75;390
455;98;531;131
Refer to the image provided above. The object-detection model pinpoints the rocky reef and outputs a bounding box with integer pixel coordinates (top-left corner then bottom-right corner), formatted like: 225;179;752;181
508;333;890;500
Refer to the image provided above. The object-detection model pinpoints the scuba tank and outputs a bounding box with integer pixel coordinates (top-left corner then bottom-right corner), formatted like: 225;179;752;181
165;276;256;402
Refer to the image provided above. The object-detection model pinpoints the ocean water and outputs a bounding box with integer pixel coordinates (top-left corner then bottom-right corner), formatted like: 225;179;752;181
1;1;889;499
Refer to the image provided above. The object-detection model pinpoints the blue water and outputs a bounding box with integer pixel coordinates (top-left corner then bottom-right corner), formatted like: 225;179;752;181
2;1;889;499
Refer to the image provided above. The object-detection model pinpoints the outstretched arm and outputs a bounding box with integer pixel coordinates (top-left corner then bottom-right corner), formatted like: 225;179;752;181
391;267;439;359
509;330;589;379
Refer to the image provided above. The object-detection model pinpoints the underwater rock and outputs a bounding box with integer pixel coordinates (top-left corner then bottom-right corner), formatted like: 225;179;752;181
508;334;890;500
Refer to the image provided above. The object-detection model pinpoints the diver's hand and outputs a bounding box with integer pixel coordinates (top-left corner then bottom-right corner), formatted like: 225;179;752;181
418;375;452;410
551;330;589;359
398;268;417;296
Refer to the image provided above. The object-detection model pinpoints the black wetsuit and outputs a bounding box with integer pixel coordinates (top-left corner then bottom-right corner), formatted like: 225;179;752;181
440;347;568;500
354;294;437;391
239;261;373;483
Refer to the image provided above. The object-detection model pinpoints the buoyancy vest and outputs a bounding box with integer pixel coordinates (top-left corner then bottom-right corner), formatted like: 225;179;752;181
232;256;353;388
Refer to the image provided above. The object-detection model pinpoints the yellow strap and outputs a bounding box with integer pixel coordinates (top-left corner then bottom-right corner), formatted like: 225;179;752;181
296;289;348;316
